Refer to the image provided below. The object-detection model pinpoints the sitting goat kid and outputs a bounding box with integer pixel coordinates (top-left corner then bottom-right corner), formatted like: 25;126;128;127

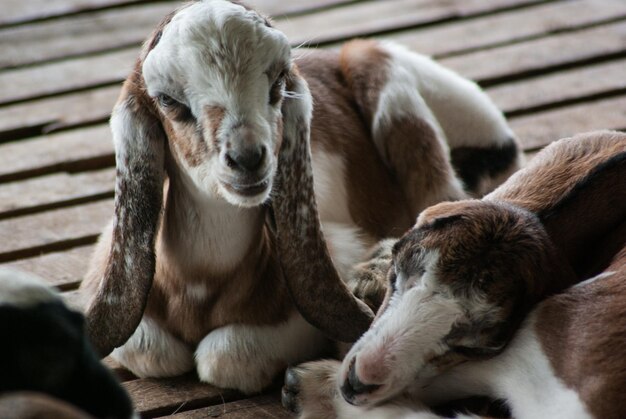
284;130;626;418
0;269;134;419
81;0;521;394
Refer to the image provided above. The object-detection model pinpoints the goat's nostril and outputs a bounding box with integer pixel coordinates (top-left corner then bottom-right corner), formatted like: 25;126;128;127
340;357;382;404
226;146;265;173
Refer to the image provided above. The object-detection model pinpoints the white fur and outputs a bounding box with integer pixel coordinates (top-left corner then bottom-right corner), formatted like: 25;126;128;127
312;151;354;227
0;268;59;307
195;312;327;394
340;250;465;406
379;42;514;150
111;316;194;378
321;222;369;282
419;312;592;419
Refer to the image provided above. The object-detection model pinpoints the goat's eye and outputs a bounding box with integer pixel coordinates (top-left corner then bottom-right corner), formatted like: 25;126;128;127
156;94;194;122
269;72;286;106
157;94;177;107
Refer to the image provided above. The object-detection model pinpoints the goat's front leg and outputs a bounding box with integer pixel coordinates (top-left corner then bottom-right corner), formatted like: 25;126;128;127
282;360;461;419
195;313;328;394
111;316;195;378
346;239;396;313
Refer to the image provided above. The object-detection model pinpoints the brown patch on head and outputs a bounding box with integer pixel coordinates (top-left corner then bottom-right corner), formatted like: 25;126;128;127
162;117;208;168
535;246;626;419
394;200;577;358
205;105;226;148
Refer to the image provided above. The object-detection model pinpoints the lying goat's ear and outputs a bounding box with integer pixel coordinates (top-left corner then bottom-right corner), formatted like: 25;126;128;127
272;66;374;343
85;72;166;357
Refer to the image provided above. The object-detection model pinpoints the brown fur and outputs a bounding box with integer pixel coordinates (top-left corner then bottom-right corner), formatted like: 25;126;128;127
0;392;94;419
536;246;626;419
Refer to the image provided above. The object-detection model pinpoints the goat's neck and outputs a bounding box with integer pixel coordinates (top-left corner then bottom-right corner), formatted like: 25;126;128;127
160;168;267;276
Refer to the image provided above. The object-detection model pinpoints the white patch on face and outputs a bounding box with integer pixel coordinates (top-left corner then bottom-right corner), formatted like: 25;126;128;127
186;283;208;301
339;250;464;406
142;0;292;206
195;311;328;394
0;268;59;308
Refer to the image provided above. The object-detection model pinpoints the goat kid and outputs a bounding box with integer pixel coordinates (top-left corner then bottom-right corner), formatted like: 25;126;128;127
81;0;520;394
284;130;626;418
0;269;134;419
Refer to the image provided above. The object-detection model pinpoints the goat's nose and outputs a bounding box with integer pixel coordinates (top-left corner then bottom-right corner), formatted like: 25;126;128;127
340;357;382;404
225;146;265;173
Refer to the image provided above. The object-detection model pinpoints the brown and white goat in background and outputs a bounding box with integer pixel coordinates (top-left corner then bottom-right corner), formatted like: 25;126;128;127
284;130;626;418
80;0;521;394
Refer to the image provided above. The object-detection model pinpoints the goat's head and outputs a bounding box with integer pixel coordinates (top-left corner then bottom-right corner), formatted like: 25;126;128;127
337;200;576;406
142;0;291;206
86;0;374;357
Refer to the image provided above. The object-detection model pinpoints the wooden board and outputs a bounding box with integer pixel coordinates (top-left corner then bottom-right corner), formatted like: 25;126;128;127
384;0;626;58
6;0;624;106
122;374;241;418
487;58;626;115
0;199;112;263
509;95;626;150
170;394;292;419
0;124;113;181
0;0;542;70
439;20;626;85
0;169;114;218
2;245;95;289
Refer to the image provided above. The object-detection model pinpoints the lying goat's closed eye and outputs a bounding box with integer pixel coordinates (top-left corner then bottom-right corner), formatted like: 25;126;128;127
81;0;521;394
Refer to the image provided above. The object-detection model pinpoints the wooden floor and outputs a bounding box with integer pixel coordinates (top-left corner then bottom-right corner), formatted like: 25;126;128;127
1;0;625;417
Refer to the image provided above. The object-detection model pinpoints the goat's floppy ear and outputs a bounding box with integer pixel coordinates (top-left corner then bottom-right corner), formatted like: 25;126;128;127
272;67;374;343
85;72;165;357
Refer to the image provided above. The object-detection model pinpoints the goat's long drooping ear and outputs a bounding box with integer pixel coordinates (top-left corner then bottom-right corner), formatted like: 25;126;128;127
85;72;166;357
272;68;375;343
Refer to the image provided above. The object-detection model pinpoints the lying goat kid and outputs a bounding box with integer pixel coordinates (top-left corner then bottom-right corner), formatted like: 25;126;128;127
81;0;521;393
285;130;626;418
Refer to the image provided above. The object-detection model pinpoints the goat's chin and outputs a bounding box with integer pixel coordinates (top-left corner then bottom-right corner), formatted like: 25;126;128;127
218;180;272;208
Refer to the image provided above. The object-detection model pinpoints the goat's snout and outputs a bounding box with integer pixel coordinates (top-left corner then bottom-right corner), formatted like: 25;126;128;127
340;357;382;405
225;145;266;173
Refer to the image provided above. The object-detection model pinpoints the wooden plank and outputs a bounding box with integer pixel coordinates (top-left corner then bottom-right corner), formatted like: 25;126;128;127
1;0;356;29
171;394;292;419
0;4;173;70
0;245;95;289
384;0;626;58
509;95;626;150
6;0;624;106
122;374;241;417
0;169;114;218
0;86;118;141
439;20;626;85
0;49;136;105
486;58;626;115
0;0;144;27
0;125;114;181
279;0;545;46
0;0;541;70
0;199;112;263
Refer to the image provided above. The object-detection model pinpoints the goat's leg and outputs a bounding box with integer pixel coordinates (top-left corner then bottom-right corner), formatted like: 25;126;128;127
110;316;194;378
195;313;328;394
339;40;467;218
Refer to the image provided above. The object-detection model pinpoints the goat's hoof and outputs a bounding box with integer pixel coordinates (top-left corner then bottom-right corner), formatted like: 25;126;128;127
281;367;303;413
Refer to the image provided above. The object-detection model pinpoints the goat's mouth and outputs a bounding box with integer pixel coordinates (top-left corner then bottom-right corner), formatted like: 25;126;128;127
221;179;270;198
